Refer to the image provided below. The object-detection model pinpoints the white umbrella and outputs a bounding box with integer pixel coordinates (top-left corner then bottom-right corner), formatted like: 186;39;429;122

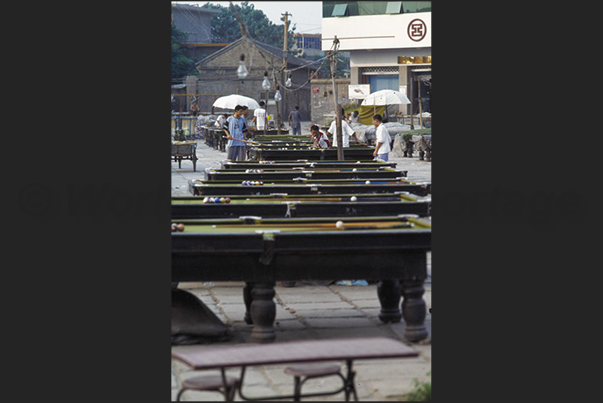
212;94;260;110
361;89;410;106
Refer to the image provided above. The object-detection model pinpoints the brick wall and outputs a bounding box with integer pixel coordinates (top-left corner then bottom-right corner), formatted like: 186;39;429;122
310;78;351;126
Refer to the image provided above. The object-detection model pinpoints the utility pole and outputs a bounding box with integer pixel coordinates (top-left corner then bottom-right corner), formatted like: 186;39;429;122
282;11;290;135
329;36;343;160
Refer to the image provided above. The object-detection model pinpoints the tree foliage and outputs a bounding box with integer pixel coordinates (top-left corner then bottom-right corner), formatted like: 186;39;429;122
171;23;196;79
201;1;296;49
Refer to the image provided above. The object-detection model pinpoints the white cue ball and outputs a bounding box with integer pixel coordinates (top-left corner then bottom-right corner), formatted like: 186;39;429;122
350;196;357;202
352;168;357;172
335;221;344;229
365;180;371;184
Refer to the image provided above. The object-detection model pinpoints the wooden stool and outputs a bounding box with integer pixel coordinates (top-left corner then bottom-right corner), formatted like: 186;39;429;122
284;362;353;401
176;374;239;401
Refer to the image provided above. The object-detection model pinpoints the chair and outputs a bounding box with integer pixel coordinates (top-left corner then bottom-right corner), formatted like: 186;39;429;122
284;362;356;401
176;373;239;401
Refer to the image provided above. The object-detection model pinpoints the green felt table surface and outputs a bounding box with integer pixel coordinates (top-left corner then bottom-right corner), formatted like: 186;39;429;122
172;215;431;234
172;193;420;204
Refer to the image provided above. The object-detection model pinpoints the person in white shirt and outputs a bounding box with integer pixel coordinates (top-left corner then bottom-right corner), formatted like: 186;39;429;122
349;110;359;124
372;114;392;161
252;101;267;131
326;110;362;147
215;113;228;128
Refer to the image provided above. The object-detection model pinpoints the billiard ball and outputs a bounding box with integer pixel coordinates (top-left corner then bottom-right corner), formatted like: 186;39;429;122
350;196;357;202
171;223;178;232
365;180;371;184
203;197;210;204
176;223;185;232
352;168;357;172
219;197;225;203
335;221;344;229
225;197;231;203
209;197;216;203
259;181;263;185
356;161;361;164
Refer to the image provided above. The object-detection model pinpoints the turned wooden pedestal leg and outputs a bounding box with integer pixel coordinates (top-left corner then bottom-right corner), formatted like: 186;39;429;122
249;282;277;343
377;280;402;323
401;279;428;342
378;252;429;342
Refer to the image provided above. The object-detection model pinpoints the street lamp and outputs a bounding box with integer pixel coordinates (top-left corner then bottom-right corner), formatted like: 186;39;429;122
237;54;248;79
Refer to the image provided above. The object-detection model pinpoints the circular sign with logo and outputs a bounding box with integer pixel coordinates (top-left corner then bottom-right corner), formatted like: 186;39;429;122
408;19;427;42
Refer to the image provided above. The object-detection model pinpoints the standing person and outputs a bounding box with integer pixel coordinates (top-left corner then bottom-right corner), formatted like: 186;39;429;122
223;105;247;161
288;105;303;135
252;101;267;132
327;109;362;147
310;125;330;148
215;113;228;128
372;114;392;161
189;101;200;117
239;105;253;137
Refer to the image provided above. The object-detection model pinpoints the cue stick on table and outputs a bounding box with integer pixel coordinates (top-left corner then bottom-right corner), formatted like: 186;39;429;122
222;136;262;146
202;221;414;230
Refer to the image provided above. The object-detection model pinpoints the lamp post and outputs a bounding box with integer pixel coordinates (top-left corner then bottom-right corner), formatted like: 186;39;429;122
329;36;343;160
274;83;282;135
262;71;270;135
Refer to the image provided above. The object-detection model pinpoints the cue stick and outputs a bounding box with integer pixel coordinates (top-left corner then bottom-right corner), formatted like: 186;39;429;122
215;221;409;229
222;136;262;146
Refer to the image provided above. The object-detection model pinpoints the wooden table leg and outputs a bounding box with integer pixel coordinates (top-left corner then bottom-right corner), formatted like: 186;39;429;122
401;279;428;341
400;252;428;342
250;282;277;343
377;279;402;323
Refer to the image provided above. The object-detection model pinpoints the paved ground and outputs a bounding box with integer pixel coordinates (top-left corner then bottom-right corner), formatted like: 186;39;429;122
171;122;432;401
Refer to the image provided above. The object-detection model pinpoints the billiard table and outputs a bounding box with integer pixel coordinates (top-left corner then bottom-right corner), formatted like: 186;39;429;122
171;193;431;219
220;160;397;170
188;178;430;196
203;127;227;151
171;215;431;343
249;134;309;142
248;147;376;161
247;129;290;136
204;167;408;181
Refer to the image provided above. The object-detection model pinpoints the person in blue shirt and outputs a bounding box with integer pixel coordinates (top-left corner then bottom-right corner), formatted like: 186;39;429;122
288;105;303;135
223;105;247;161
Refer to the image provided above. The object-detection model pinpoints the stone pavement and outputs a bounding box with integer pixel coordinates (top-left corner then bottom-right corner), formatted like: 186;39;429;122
171;122;432;401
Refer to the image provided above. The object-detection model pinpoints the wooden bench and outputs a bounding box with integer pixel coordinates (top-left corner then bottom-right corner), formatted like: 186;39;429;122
172;337;419;401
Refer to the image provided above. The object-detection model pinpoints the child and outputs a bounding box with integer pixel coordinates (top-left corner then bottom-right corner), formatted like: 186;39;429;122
310;125;330;148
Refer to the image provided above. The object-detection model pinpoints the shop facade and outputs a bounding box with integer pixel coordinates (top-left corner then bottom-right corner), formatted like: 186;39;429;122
321;2;431;117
